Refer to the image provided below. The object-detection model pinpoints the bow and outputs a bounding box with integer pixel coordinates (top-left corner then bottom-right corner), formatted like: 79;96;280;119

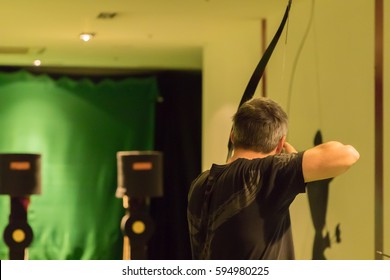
227;0;293;161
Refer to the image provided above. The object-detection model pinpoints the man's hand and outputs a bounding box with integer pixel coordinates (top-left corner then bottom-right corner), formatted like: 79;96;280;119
283;142;297;154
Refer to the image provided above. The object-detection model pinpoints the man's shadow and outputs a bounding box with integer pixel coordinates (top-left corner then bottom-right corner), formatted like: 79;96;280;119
306;130;341;259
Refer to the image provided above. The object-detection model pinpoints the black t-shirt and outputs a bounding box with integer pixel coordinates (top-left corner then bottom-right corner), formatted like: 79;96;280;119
187;152;306;259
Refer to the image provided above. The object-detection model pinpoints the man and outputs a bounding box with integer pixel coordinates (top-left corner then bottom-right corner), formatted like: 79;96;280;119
187;97;359;259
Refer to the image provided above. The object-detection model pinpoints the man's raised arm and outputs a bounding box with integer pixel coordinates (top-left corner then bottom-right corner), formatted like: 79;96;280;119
302;141;360;183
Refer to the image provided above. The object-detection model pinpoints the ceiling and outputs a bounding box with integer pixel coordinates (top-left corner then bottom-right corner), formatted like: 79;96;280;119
1;0;292;71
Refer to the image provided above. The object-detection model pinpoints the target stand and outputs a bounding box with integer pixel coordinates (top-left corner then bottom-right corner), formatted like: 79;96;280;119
0;153;41;260
116;151;163;260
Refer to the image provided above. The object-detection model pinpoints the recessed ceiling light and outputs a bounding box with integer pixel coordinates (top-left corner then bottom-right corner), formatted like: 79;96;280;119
33;59;41;66
80;33;96;42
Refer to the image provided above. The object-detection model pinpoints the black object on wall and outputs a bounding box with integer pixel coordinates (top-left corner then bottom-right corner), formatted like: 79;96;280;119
149;70;202;260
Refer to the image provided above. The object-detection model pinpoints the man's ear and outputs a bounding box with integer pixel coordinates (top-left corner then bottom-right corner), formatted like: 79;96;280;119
230;130;234;144
275;135;286;154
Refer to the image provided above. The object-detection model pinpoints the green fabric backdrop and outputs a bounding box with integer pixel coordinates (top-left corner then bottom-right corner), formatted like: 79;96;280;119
0;70;158;259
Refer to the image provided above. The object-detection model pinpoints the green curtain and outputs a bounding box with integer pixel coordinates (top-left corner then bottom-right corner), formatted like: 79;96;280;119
0;70;158;259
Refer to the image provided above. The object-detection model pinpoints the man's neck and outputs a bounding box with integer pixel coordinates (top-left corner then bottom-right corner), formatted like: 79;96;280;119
227;148;276;163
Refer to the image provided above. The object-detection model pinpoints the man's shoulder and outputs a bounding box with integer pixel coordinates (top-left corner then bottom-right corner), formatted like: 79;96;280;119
189;170;210;191
272;151;304;166
234;152;303;168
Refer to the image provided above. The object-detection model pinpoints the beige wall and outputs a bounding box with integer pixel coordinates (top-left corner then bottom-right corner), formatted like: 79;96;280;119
202;0;389;259
274;0;375;260
202;20;263;168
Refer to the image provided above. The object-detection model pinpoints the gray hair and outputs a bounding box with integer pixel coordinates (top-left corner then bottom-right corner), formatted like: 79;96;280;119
232;97;288;153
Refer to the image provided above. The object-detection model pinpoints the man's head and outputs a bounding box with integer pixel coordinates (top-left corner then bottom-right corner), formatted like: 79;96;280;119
232;97;288;154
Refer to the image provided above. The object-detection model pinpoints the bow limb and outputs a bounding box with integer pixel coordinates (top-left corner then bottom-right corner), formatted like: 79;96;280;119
227;0;293;161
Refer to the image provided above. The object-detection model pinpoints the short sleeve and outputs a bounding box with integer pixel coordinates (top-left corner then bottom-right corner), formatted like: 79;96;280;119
251;152;306;214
